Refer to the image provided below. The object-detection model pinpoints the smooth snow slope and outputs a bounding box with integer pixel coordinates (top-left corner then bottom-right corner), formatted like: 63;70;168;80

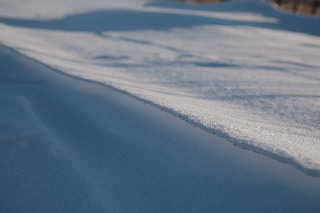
1;44;320;212
0;0;320;174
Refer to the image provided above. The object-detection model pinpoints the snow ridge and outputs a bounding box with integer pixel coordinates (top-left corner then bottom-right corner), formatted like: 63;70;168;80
0;0;320;174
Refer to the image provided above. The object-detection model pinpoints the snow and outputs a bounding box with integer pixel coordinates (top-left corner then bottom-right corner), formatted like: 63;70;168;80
0;0;320;210
1;0;319;173
1;44;320;212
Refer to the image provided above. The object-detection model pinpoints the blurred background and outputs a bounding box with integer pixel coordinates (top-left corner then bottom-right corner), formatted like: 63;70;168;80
182;0;320;16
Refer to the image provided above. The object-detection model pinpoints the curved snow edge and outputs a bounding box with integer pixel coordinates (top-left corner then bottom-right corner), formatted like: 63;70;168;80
3;44;319;177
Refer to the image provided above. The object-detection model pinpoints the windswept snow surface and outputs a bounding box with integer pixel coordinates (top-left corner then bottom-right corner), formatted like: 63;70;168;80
0;0;320;173
1;44;320;212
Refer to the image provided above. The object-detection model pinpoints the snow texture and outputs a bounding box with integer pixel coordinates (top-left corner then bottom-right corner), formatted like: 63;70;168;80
0;0;320;174
1;44;320;212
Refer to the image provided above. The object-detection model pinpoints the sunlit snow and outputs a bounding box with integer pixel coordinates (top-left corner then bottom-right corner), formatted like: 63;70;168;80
0;0;319;173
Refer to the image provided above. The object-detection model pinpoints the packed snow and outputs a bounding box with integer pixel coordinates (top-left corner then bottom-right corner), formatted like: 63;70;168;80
1;0;320;211
1;44;320;212
0;0;319;173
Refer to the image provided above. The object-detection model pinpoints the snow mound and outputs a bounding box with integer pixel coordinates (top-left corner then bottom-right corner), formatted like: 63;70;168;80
0;0;320;173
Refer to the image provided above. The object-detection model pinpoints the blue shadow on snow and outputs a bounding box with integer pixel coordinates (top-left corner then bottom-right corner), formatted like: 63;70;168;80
0;9;290;35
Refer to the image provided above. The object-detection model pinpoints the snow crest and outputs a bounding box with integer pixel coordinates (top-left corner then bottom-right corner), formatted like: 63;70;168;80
0;0;320;173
